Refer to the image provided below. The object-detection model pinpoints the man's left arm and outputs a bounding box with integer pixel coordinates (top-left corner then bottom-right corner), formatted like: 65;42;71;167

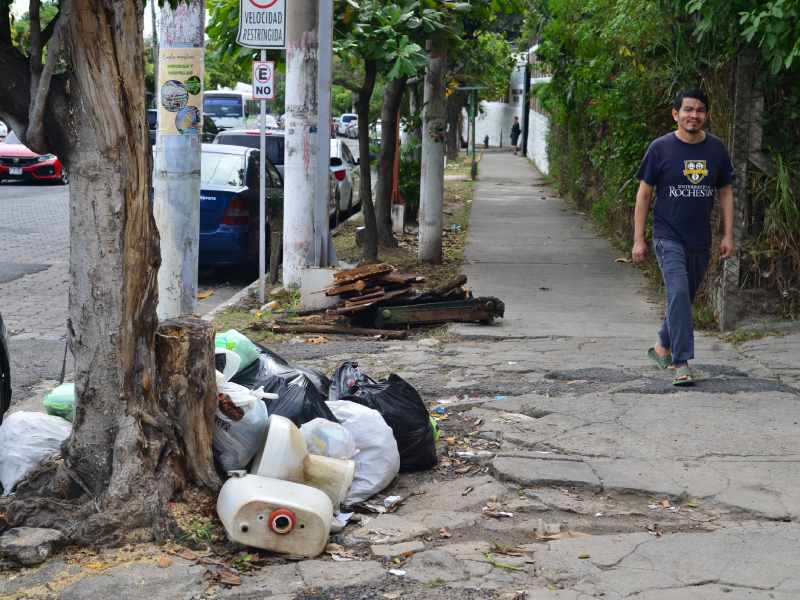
719;185;735;259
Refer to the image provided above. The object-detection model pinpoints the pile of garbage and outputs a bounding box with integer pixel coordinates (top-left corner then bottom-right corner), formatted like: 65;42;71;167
213;329;437;557
0;329;438;559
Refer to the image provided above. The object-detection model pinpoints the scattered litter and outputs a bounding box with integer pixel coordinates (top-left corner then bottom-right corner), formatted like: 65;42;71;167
383;495;404;510
0;411;72;495
383;593;402;599
388;569;406;576
647;524;663;537
439;527;452;539
578;553;591;560
326;543;358;562
197;290;214;300
462;486;474;496
595;512;604;517
331;512;354;532
482;505;514;519
157;555;172;568
614;257;630;263
212;382;270;473
660;499;671;508
306;336;329;344
432;406;448;415
648;504;659;510
495;395;507;401
686;500;699;508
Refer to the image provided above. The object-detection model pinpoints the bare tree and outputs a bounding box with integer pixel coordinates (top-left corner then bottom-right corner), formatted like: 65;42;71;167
0;0;219;545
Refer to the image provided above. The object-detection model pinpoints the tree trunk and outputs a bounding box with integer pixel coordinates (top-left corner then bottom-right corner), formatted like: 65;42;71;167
375;75;407;247
419;42;447;264
445;93;464;161
5;0;220;546
408;81;422;163
358;59;378;263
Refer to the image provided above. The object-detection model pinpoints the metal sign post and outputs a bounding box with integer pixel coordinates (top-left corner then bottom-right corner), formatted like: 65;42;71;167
238;0;285;300
253;59;275;302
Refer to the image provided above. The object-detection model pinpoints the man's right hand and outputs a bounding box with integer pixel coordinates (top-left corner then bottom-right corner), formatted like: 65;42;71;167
632;239;648;263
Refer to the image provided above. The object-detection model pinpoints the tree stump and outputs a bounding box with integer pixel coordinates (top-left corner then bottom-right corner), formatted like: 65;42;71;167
156;317;221;491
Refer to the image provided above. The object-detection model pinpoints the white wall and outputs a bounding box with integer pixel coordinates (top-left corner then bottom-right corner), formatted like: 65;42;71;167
474;101;521;147
526;108;549;175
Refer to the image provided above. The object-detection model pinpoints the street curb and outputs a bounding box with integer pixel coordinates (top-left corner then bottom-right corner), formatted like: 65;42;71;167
201;280;259;323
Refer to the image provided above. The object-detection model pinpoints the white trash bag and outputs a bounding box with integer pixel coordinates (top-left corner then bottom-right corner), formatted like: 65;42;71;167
0;411;72;495
300;418;358;460
326;400;400;504
213;381;271;474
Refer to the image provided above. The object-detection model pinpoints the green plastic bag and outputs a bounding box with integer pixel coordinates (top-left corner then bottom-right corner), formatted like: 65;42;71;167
43;383;75;422
214;329;260;372
429;416;440;443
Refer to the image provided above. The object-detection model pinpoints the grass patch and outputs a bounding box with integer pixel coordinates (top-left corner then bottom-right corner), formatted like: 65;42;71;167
720;327;785;345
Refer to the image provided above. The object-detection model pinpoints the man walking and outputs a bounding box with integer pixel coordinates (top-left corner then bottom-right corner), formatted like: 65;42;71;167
631;89;734;386
510;116;521;155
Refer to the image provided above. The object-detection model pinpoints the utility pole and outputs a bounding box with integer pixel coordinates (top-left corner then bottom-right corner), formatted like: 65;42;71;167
418;40;446;264
521;61;531;158
283;0;322;287
153;0;204;318
315;0;334;267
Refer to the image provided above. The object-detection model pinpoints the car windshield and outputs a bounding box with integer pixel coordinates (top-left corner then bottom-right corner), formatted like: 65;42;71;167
217;134;284;166
203;96;243;118
201;152;245;186
341;115;356;123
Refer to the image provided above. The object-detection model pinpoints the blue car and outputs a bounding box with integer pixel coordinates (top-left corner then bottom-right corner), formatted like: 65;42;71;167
200;143;283;267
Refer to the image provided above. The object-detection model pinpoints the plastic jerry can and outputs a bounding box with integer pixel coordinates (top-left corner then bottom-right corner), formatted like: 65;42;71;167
250;415;355;509
216;472;333;558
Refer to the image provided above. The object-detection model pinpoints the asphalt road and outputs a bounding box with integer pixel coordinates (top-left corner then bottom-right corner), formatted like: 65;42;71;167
0;180;244;404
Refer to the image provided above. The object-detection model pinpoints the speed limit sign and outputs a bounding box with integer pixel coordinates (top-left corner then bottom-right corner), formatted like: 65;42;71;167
252;61;275;100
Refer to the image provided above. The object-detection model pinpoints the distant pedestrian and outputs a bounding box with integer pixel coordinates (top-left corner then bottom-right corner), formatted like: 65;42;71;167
510;116;521;155
631;88;734;386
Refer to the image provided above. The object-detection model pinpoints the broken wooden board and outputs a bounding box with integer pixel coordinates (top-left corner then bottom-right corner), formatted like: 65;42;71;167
367;296;505;328
333;263;393;285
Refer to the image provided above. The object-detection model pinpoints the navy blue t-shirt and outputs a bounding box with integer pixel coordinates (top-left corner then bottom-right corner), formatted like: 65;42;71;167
637;132;734;250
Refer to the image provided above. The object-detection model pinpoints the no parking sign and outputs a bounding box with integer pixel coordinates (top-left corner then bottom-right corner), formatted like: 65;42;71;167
252;61;275;100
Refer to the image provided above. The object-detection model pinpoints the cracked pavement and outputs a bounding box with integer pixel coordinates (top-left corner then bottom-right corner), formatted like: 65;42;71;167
3;152;800;599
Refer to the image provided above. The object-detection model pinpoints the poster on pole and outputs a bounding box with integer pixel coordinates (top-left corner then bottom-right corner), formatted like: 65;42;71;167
252;61;275;100
157;47;204;135
237;0;286;49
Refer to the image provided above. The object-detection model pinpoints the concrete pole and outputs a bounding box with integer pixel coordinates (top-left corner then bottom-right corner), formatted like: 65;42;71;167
418;41;446;264
315;0;333;266
154;0;204;318
283;0;319;286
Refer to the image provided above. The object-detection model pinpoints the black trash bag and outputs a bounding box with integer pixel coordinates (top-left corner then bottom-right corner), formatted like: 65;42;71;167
266;374;338;427
231;343;332;399
230;344;337;426
330;361;436;472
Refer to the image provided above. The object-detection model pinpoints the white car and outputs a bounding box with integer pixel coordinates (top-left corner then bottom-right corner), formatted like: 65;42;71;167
330;138;360;215
337;113;357;136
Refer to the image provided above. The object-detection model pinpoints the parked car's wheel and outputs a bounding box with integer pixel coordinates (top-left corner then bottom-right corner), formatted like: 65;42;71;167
60;167;69;185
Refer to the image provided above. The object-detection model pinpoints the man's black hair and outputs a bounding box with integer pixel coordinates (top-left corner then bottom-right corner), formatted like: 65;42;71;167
673;89;709;111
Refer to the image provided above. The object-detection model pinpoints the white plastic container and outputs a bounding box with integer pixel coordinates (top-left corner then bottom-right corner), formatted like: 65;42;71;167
250;415;355;509
216;473;333;558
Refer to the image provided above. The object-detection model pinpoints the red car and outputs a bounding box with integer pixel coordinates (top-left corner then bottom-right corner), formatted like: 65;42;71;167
0;140;68;184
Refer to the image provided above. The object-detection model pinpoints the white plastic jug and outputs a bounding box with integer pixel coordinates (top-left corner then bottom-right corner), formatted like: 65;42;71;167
217;472;333;557
250;415;356;509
